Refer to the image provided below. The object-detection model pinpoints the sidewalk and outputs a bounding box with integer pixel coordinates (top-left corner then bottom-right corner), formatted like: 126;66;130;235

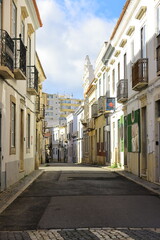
103;166;160;196
0;169;43;214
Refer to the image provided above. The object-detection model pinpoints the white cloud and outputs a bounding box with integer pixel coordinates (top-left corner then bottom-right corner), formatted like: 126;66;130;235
36;0;116;98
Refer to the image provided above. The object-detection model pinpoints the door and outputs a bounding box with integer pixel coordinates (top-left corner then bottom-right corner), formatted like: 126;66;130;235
141;107;147;175
124;116;128;166
118;119;121;165
106;131;110;163
19;109;24;171
0;109;2;188
158;122;160;182
90;136;93;163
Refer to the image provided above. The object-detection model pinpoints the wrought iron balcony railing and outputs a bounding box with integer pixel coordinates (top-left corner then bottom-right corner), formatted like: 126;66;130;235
0;29;14;78
27;65;38;95
132;58;148;91
98;96;106;113
35;95;40;113
40;105;45;119
88;118;95;131
80;118;88;126
84;98;89;120
117;79;128;103
91;103;98;118
12;35;26;79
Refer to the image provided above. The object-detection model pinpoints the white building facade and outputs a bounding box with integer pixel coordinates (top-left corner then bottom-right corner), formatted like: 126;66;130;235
0;0;42;190
102;0;160;183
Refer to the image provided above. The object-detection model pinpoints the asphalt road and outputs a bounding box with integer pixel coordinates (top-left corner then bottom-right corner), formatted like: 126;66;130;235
0;164;160;230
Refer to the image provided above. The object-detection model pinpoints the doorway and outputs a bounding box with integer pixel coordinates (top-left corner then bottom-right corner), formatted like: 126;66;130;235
141;106;147;175
19;109;24;171
158;122;160;183
0;109;1;188
124;116;127;166
118;119;121;165
106;131;110;163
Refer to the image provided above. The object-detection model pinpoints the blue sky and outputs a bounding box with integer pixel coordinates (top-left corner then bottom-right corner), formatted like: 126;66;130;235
36;0;126;99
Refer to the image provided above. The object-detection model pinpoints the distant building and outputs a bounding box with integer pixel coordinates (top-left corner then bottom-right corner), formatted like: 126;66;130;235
45;94;82;128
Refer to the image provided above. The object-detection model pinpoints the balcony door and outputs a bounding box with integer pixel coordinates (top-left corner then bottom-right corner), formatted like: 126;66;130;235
124;53;127;79
12;1;17;38
141;25;146;58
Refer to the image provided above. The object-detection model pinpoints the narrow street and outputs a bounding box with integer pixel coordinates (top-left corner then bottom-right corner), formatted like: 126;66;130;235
0;164;160;239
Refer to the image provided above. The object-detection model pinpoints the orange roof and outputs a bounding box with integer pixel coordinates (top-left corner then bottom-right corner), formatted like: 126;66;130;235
110;0;131;40
44;132;51;137
33;0;43;27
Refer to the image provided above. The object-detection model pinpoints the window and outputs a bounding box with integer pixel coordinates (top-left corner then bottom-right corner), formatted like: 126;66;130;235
112;69;115;94
0;0;2;29
99;78;101;96
103;126;105;152
118;63;120;81
21;21;25;43
103;72;106;95
12;1;17;37
10;96;16;154
113;122;115;149
157;5;160;34
124;53;127;79
141;25;146;58
48;100;53;105
106;75;110;97
99;128;101;151
27;113;30;149
11;103;16;148
48;95;53;98
157;100;160;117
27;36;31;66
131;41;134;62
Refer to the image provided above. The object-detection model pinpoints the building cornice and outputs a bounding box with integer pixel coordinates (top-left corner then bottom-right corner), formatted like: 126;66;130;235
25;0;42;30
110;0;131;40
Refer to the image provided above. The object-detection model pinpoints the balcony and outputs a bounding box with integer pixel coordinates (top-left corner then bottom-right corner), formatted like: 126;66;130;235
72;131;78;138
157;34;160;76
40;105;45;119
13;35;26;80
117;79;128;103
98;96;106;113
0;29;14;79
27;66;38;95
35;95;40;114
91;103;98;118
80;118;88;127
132;58;148;91
88;118;95;131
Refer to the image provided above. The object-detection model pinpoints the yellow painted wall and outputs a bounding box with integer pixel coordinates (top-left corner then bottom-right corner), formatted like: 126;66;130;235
94;114;106;165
